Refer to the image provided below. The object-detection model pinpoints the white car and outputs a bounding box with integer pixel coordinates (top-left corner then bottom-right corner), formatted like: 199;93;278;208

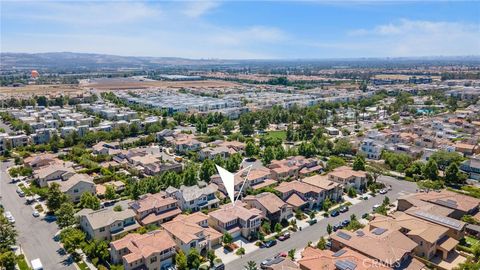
4;211;15;224
32;210;40;217
373;204;381;211
379;189;387;194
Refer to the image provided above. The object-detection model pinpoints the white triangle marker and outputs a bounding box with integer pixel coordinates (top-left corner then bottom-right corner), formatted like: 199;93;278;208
215;164;252;206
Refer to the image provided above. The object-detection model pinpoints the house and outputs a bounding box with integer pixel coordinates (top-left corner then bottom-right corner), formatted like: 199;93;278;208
244;192;293;224
198;146;236;160
57;173;96;202
264;257;300;270
325;127;340;136
359;138;384;160
34;164;75;187
245;167;277;190
460;155;480;180
161;212;222;254
165;182;219;212
268;156;318;180
301;174;343;202
299;246;395;270
208;202;262;240
77;207;140;241
110;230;176;270
173;135;203;154
275;180;323;210
327;166;367;192
23;153;57;169
330;228;418;268
399;190;480;219
454;142;479;156
369;213;458;260
129;193;182;226
92;141;121;155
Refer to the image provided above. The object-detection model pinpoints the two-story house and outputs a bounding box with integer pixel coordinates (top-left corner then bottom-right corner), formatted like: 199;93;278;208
208;202;262;240
327;166;367;192
129;192;182;226
110;230;176;270
161;212;222;255
244;192;293;224
275;180;324;210
165;182;219;212
77;207;140;241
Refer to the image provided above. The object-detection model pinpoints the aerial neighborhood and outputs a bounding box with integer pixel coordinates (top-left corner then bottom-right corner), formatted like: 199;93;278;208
1;57;480;270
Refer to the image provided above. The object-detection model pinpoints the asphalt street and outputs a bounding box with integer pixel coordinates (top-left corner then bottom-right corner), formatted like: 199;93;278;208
226;175;418;270
0;161;75;270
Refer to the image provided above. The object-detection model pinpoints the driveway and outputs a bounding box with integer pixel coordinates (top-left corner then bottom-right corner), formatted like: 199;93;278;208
225;175;417;269
0;161;75;270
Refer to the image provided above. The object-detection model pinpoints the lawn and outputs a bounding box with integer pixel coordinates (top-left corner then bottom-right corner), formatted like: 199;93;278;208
77;261;90;270
16;255;30;270
265;130;287;140
465;236;480;247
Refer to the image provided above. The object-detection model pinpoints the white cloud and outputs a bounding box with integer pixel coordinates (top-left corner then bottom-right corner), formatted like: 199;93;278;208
344;19;480;57
182;1;220;18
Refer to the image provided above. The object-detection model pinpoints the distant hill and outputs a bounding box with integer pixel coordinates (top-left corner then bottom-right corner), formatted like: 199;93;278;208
0;52;239;72
1;52;479;73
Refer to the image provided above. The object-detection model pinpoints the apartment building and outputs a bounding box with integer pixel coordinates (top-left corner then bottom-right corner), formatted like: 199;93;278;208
301;174;343;202
275;180;324;210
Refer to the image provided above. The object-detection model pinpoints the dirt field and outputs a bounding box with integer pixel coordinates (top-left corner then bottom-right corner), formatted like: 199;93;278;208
82;79;240;90
0;84;84;96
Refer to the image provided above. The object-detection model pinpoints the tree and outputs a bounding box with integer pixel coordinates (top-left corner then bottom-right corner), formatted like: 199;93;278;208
0;219;17;250
187;248;201;269
327;224;333;235
55;202;76;228
183;164;198;186
80;192;100;210
200;159;216;182
352;155;365;171
262;146;275;165
326;156;346;171
83;240;109;264
245;141;258;157
46;183;68;212
316;237;327;250
445;162;467;185
175;250;188;270
391;114;400;123
0;251;16;270
423;159;439;181
322;197;332;212
347;187;357;198
222;120;235;134
207;250;216;267
60;227;86;253
223;232;233;245
334;138;352;156
104;185;117;200
275;146;286;160
239;113;255;135
244;261;258;270
274;223;282;234
288;249;296;260
383;196;390;206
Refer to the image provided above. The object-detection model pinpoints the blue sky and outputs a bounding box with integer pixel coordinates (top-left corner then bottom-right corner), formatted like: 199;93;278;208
1;1;479;59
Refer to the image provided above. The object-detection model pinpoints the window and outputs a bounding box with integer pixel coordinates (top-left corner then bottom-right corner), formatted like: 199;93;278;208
150;256;157;263
73;189;79;193
190;242;196;248
99;227;105;232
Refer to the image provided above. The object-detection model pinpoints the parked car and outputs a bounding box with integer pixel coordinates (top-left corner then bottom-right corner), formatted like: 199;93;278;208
362;213;369;219
32;210;40;217
275;252;287;258
373;204;381;211
333;225;341;232
262;240;277;248
278;232;290;241
330;210;339;217
309;218;318;225
4;211;15;224
341;219;350;226
361;195;369;200
261;256;283;269
339;206;349;213
379;189;387;194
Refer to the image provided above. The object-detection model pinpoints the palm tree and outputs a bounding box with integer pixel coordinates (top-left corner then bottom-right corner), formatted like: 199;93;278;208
244;261;258;270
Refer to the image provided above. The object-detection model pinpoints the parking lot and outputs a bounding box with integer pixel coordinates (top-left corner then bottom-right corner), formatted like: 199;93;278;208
0;160;75;270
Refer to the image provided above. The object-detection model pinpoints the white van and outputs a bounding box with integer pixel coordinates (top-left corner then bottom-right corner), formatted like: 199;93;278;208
31;258;43;270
